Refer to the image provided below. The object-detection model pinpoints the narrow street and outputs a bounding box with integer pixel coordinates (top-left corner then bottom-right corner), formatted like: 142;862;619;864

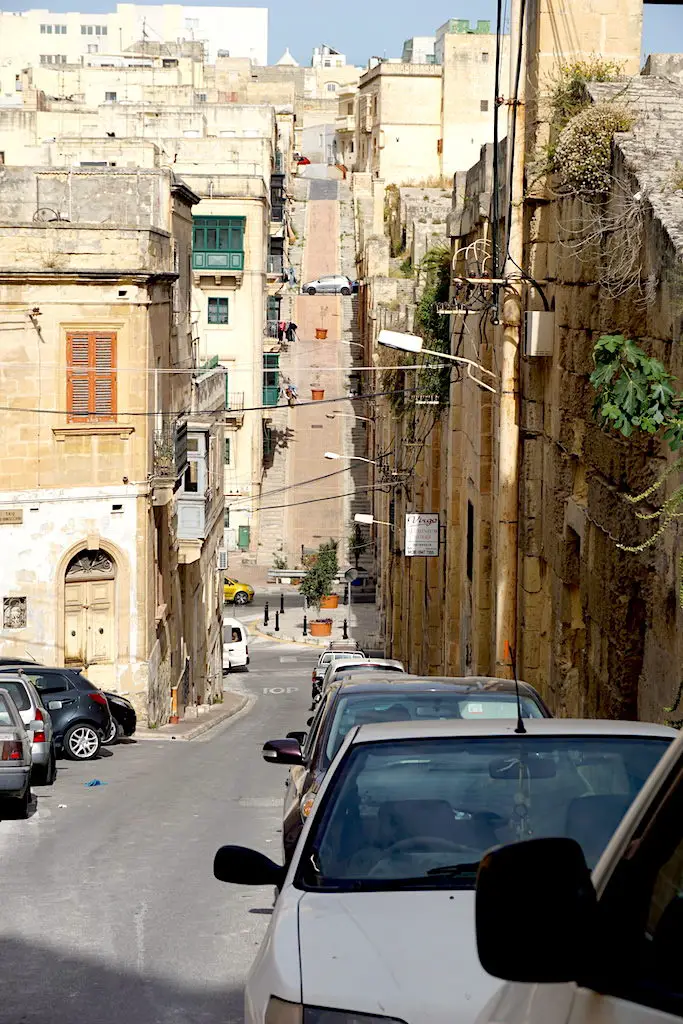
0;636;316;1024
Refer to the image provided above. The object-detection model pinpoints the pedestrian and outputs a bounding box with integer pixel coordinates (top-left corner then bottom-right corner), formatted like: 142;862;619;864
285;322;298;343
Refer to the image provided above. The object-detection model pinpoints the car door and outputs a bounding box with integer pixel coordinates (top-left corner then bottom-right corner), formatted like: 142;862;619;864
224;578;236;601
495;756;683;1024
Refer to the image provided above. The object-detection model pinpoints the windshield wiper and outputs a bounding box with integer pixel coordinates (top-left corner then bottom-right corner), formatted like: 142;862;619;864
426;861;480;877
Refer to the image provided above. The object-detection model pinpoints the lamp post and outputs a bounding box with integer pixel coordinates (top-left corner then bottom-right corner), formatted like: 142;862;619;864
377;329;497;393
325;412;374;423
354;513;393;528
324;451;377;466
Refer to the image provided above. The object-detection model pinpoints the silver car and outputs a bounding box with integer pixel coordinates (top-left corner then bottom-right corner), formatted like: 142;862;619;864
0;687;33;817
0;674;56;785
319;657;405;697
301;274;354;296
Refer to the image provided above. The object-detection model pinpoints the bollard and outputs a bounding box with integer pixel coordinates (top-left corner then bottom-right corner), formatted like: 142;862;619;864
343;618;348;640
264;601;269;626
303;614;308;636
280;592;285;614
344;584;349;606
275;610;280;632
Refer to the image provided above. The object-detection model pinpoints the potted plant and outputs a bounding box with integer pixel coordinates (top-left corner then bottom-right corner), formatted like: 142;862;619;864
300;540;339;628
315;304;329;340
311;374;325;401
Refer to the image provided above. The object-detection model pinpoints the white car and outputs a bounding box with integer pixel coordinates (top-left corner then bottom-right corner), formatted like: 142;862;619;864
223;617;249;671
214;717;676;1024
301;274;354;296
474;719;683;1024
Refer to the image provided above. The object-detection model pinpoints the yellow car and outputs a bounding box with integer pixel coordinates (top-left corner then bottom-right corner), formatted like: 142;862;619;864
223;577;255;606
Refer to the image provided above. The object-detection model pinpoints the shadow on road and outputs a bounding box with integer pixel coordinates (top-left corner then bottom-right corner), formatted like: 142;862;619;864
0;936;245;1024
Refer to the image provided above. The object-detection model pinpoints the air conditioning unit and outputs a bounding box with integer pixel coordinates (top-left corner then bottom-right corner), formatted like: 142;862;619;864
217;549;229;571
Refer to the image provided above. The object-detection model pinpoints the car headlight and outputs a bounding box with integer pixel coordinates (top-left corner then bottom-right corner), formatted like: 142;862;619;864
266;1000;404;1024
299;789;317;821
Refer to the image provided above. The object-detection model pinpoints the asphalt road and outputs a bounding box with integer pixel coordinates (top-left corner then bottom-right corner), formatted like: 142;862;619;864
0;633;317;1024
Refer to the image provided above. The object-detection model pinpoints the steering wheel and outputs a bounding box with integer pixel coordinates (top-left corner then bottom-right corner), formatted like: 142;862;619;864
384;836;481;857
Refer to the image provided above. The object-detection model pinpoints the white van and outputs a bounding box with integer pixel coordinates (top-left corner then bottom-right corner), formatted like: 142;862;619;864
223;617;249;671
475;725;683;1024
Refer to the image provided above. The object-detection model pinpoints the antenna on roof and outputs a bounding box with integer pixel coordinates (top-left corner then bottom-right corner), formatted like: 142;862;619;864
504;640;526;735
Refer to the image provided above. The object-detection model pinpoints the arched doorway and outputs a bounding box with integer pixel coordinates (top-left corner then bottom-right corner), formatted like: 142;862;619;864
64;549;117;670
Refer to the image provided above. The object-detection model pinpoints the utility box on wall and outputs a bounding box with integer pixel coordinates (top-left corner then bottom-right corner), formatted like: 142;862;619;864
524;311;555;357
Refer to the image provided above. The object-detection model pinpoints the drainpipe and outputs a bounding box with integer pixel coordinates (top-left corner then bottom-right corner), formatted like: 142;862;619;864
495;0;526;676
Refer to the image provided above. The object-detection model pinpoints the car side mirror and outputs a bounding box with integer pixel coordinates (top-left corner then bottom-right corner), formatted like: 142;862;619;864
47;700;63;710
476;837;596;983
214;845;285;887
306;717;314;727
286;731;307;745
262;738;304;766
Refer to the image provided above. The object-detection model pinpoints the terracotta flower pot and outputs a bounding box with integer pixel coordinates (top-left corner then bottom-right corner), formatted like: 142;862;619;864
169;714;180;725
310;619;332;637
315;328;328;340
320;594;339;609
311;387;325;401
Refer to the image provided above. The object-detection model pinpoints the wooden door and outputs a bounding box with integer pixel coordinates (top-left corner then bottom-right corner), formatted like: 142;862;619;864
64;581;88;665
64;578;115;667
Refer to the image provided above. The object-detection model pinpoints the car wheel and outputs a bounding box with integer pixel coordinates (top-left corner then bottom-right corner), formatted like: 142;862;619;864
4;784;31;819
32;746;57;786
102;717;118;746
63;723;101;761
234;591;249;605
340;286;351;295
307;286;316;295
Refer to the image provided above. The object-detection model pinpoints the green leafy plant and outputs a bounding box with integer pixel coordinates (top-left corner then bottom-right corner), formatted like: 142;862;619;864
590;333;683;449
414;245;452;404
554;103;635;198
272;551;288;570
550;57;624;129
299;540;338;613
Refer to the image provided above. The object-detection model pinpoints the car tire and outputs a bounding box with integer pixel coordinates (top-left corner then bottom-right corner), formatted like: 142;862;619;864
234;591;249;605
340;286;351;295
307;286;316;295
63;722;101;761
4;784;31;820
102;717;118;746
32;746;57;786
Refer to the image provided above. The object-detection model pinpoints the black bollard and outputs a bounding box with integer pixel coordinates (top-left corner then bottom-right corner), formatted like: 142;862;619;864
344;584;349;606
343;618;348;640
275;610;280;632
264;601;269;626
303;615;308;636
280;592;285;614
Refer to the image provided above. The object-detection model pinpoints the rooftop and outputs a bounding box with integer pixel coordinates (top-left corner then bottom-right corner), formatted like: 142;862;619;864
353;717;678;744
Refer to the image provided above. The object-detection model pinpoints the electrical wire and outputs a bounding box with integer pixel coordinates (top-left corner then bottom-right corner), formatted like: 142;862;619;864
227;466;352;506
492;0;504;280
234;481;401;514
503;0;528;267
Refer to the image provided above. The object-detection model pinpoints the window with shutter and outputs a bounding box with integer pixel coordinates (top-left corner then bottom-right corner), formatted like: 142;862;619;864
66;331;116;422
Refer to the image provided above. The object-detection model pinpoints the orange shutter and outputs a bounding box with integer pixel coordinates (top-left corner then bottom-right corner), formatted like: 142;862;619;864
66;331;116;422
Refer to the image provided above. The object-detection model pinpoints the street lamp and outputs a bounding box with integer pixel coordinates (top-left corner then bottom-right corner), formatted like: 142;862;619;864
354;513;393;528
324;451;377;465
325;412;374;423
377;329;497;392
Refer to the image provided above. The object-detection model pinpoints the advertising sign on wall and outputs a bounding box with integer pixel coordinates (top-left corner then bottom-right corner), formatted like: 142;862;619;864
405;512;440;557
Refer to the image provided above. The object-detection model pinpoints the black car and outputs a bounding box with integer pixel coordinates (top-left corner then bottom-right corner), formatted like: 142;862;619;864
263;674;553;862
0;665;112;761
102;692;137;744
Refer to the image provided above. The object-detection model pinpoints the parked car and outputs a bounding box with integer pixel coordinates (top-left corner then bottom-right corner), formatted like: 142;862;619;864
296;155;311;166
0;674;56;784
223;617;249;671
312;646;367;691
218;717;675;1024
301;274;354;296
267;675;552;862
313;656;404;703
223;577;255;606
0;687;33;817
475;721;683;1024
0;666;112;761
102;691;137;745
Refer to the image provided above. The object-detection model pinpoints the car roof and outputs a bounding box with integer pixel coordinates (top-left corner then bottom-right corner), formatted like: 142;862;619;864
223;616;247;627
351;717;678;744
332;673;541;695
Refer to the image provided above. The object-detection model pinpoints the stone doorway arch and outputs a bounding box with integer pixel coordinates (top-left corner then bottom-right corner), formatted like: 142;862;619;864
64;548;117;671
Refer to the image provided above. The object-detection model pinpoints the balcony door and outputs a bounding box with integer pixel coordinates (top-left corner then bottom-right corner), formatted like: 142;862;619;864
64;549;116;682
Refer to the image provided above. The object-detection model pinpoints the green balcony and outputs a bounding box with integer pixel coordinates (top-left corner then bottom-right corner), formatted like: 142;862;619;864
192;250;245;272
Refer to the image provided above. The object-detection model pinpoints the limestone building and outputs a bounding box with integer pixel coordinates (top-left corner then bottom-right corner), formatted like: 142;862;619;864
0;167;225;724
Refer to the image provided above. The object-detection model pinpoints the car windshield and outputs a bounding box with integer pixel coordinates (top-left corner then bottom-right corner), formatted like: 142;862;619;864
0;680;30;711
0;692;17;726
299;734;671;892
322;693;544;767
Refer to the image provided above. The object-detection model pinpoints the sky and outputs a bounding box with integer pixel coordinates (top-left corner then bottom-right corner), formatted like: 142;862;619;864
0;0;681;66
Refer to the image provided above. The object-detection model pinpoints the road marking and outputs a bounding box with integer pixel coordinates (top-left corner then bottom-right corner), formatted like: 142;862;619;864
279;656;298;663
262;686;299;695
238;796;282;808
